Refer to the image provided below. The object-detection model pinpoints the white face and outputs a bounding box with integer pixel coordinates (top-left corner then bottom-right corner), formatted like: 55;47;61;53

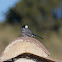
25;25;28;28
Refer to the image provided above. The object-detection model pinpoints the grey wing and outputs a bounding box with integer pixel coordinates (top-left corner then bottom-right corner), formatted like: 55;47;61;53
22;28;33;37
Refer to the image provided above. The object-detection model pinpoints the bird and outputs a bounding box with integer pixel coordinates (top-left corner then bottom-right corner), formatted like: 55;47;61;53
21;25;43;39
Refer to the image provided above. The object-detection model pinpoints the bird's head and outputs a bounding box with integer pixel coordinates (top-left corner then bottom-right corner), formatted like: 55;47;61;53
22;25;28;28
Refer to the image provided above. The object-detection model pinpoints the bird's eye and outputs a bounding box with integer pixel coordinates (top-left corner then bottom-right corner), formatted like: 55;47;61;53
22;25;28;28
22;25;25;28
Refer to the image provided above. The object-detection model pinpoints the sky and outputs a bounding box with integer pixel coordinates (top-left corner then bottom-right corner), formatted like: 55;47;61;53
0;0;20;23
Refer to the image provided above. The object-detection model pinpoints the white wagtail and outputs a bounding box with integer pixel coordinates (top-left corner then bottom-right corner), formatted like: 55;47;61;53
21;25;43;39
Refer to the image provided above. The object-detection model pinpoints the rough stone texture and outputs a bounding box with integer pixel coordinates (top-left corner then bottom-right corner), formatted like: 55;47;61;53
0;37;61;62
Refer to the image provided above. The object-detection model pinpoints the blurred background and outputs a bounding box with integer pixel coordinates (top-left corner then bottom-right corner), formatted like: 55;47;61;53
0;0;62;60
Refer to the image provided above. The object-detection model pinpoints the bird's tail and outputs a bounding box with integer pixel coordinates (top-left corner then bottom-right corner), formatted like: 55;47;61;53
32;34;43;39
